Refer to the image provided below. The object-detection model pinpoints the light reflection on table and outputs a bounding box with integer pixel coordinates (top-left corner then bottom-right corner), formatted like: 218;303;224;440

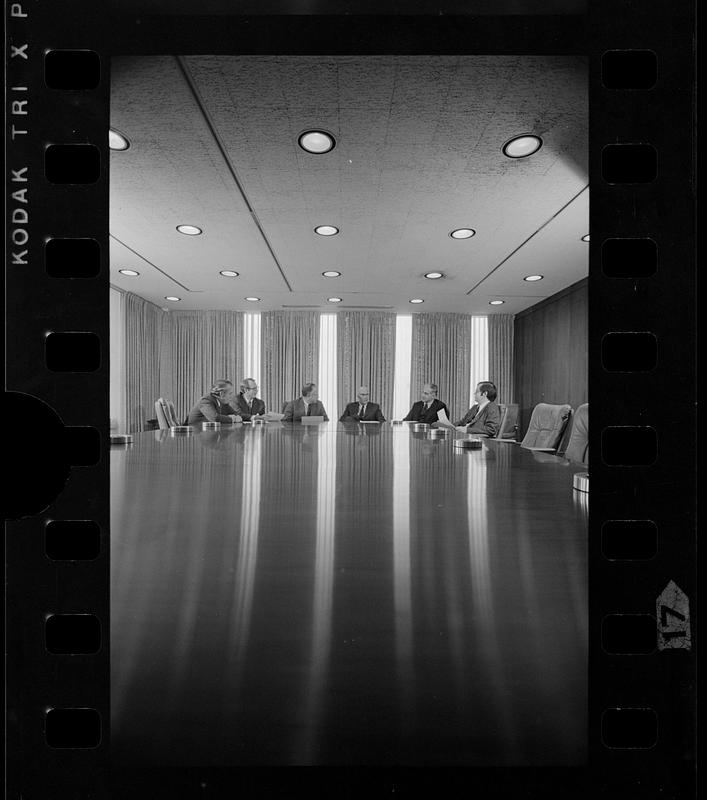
111;421;587;766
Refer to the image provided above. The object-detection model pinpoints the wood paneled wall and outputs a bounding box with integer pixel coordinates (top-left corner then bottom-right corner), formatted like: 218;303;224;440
513;278;587;438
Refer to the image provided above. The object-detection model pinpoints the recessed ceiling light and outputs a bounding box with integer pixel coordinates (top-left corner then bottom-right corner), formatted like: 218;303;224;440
582;234;590;242
489;300;505;305
109;128;130;151
327;297;342;303
523;274;544;282
425;271;444;279
322;270;341;278
176;224;202;236
409;298;424;304
220;270;239;277
314;225;339;236
165;296;181;302
119;269;140;276
245;296;260;302
502;134;543;158
298;130;336;154
450;228;476;239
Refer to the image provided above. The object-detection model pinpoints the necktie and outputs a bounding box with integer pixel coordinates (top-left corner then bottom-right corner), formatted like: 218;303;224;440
359;403;365;418
307;402;312;416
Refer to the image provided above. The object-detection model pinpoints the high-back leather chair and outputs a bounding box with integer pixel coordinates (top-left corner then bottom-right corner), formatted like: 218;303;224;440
495;403;519;440
562;403;588;464
520;403;572;452
155;398;179;429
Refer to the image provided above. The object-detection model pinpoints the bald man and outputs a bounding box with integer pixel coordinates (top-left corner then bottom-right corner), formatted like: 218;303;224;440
339;386;385;422
403;382;449;424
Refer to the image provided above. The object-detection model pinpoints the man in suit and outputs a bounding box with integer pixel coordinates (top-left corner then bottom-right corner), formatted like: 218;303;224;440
339;386;385;422
186;379;243;424
454;381;502;437
282;382;329;422
233;377;266;421
403;383;449;424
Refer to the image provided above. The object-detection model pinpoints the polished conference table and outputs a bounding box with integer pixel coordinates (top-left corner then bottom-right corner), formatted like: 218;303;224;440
111;421;587;766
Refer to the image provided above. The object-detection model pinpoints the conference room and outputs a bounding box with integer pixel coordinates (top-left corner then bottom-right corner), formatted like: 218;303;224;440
109;53;589;766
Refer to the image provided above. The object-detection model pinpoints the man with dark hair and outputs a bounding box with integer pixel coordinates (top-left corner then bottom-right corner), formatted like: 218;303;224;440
234;378;266;421
282;382;329;421
403;382;449;424
454;381;501;437
186;379;243;424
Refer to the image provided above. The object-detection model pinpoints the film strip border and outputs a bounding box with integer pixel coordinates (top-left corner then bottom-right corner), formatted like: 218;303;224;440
5;1;695;796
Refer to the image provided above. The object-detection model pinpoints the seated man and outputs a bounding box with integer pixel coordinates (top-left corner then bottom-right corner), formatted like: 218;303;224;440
282;382;329;422
454;381;501;437
186;379;243;425
339;386;385;422
403;383;449;424
233;377;266;421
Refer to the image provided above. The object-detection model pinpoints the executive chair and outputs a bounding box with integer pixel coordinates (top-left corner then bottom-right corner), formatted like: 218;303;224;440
495;403;519;440
561;403;588;465
155;397;179;430
520;403;572;453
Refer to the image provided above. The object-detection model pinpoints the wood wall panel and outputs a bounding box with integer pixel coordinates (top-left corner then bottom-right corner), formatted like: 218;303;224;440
513;279;587;438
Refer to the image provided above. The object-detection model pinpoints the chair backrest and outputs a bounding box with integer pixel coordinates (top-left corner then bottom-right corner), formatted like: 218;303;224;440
495;403;519;439
521;403;572;451
155;398;179;429
562;402;589;464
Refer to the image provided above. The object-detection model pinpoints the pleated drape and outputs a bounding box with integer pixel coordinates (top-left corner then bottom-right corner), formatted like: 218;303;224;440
124;292;165;432
164;311;244;423
411;313;472;422
336;311;396;419
260;311;320;412
488;314;515;403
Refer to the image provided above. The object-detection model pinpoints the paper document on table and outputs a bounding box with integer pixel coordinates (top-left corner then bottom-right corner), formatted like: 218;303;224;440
436;409;455;428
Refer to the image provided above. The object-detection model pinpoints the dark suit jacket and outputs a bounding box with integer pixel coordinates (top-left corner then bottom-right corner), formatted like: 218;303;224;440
454;401;501;437
339;401;385;422
233;393;266;421
186;394;239;425
282;397;329;422
403;398;449;424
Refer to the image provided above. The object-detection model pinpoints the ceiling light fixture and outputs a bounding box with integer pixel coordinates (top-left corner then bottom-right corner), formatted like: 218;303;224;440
322;270;341;278
409;298;424;304
450;228;476;239
245;296;261;302
298;129;336;154
523;274;544;282
165;296;181;302
327;297;343;303
502;134;543;158
582;234;590;242
220;270;239;277
176;224;202;236
425;271;444;279
119;269;140;276
109;128;130;151
314;225;339;236
489;300;505;305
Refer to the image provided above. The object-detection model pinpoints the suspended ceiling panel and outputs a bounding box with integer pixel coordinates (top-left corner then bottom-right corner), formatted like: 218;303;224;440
110;54;587;313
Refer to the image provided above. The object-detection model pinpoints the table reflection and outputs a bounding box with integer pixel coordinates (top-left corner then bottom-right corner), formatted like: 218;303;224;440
112;424;586;766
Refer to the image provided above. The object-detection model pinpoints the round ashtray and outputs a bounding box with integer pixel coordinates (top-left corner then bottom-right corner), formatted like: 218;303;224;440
392;420;406;426
428;428;449;438
573;472;589;493
413;423;430;432
110;433;133;445
453;438;482;450
252;418;267;424
170;425;194;435
202;421;221;430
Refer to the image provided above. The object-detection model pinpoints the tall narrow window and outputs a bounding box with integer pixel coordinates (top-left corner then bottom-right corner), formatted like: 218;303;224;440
393;314;413;419
243;312;261;390
318;314;337;419
470;316;489;406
